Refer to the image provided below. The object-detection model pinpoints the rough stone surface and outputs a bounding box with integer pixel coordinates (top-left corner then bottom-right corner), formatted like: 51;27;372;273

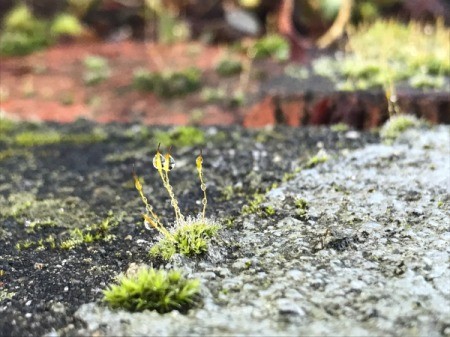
71;126;450;336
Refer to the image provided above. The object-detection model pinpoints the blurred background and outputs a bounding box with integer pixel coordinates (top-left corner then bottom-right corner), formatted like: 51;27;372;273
0;0;449;128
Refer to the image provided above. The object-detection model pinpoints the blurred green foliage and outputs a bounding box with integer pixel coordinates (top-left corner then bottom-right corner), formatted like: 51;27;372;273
83;55;111;85
133;67;202;98
0;4;82;56
310;19;449;90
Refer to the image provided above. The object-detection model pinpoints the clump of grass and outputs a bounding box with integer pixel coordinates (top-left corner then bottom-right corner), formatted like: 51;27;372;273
380;114;421;142
132;67;201;98
83;55;111;85
103;267;200;313
133;145;219;260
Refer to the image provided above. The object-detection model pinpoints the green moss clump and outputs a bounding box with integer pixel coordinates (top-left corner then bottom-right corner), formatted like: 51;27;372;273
83;55;111;85
215;59;243;77
133;145;220;260
0;5;49;56
380;114;421;142
250;34;290;61
14;214;119;251
241;192;264;215
13;129;107;147
103;268;200;313
294;198;309;220
133;67;202;98
14;130;62;146
330;123;350;132
306;150;329;168
50;13;83;37
59;216;118;250
155;126;205;148
0;6;83;56
150;218;220;260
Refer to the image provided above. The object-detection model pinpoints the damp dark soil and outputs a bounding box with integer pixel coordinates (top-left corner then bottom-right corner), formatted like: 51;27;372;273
0;120;378;337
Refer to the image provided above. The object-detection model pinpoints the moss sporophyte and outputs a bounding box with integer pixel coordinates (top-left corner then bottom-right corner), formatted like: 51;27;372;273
133;144;219;260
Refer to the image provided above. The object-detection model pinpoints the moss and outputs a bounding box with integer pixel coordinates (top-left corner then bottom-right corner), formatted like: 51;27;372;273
215;59;243;77
103;268;200;313
409;73;445;89
263;206;276;217
250;34;290;61
0;5;49;56
14;214;119;251
0;290;15;301
0;149;31;162
294;198;309;220
330;123;350;132
13;129;107;147
311;19;449;90
155;126;205;148
133;145;219;260
0;118;18;134
133;67;202;98
241;192;265;215
0;193;102;238
83;55;111;86
305;150;329;168
380;114;421;142
150;218;220;260
200;87;227;104
50;13;83;37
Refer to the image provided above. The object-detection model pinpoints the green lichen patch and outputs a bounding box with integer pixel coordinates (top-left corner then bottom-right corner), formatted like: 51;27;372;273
150;218;220;260
103;267;201;313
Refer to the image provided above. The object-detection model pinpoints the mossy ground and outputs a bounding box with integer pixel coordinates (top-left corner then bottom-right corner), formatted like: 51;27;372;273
286;19;449;91
0;119;378;336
